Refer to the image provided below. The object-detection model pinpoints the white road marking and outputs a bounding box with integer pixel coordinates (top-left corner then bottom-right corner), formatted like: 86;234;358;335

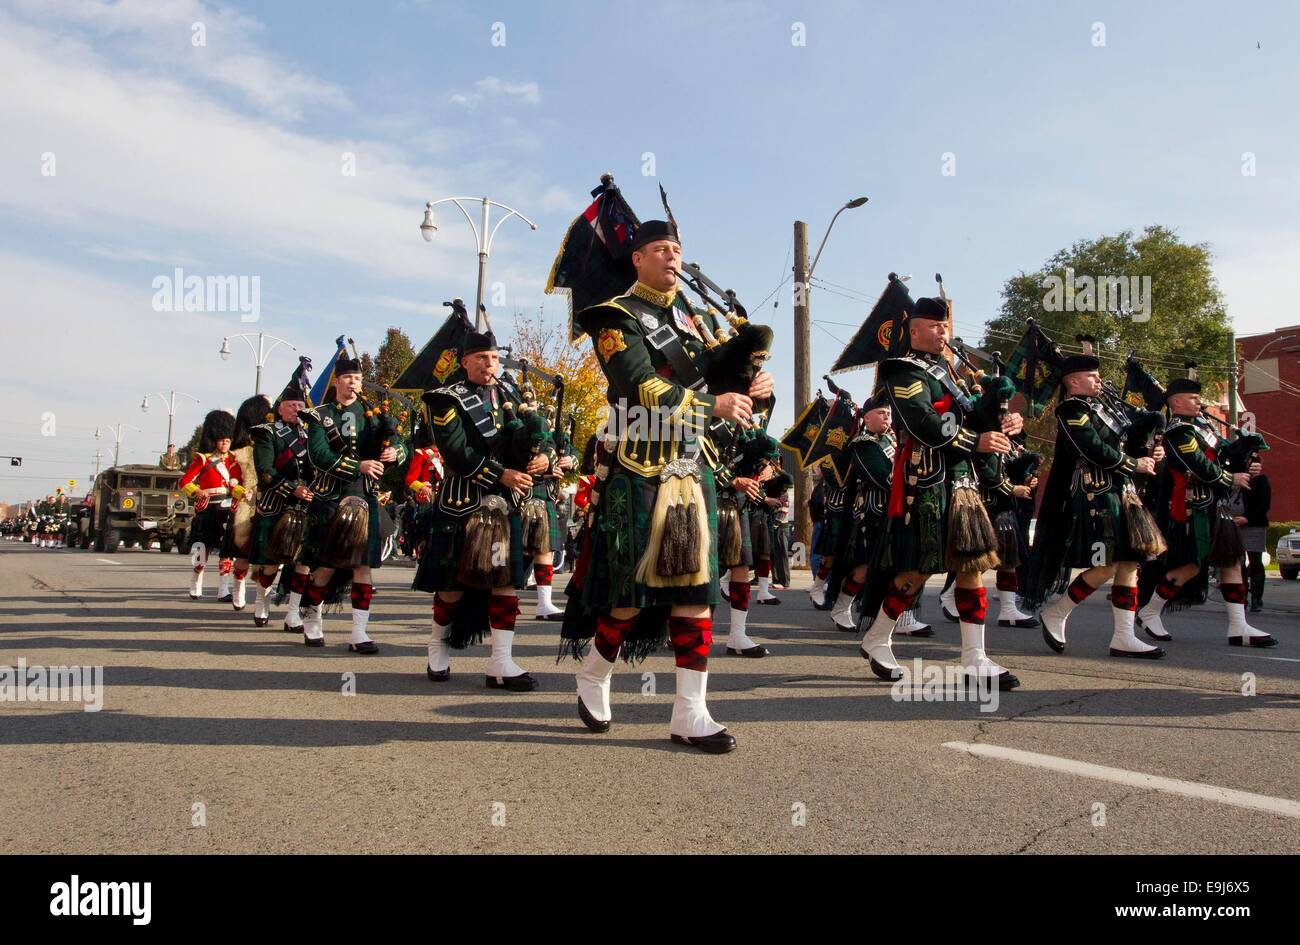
943;741;1300;819
1226;653;1300;663
96;558;122;566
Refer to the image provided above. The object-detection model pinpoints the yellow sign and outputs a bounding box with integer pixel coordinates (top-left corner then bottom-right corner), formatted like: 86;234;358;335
68;480;76;489
121;497;136;510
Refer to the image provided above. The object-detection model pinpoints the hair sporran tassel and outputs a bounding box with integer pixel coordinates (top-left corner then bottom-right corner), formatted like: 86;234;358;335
946;476;1000;573
1121;486;1167;558
993;509;1021;571
519;497;551;557
637;460;710;586
716;498;742;569
320;496;369;568
458;496;511;589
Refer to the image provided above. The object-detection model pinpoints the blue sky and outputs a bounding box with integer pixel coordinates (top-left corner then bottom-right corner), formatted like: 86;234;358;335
2;0;1297;502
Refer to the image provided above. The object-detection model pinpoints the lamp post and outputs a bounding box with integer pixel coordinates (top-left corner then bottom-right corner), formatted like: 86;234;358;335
142;389;199;450
420;196;539;330
791;196;868;560
95;422;141;468
220;332;296;395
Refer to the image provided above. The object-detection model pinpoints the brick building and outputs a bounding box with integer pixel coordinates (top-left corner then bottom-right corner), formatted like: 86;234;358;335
1238;326;1300;523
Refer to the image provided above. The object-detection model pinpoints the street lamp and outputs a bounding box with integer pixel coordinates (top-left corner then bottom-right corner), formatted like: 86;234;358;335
219;332;296;395
419;196;539;330
808;196;869;284
95;422;141;469
142;389;199;451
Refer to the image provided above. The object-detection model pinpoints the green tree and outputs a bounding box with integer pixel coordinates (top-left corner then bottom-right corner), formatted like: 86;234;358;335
984;226;1231;394
374;327;416;386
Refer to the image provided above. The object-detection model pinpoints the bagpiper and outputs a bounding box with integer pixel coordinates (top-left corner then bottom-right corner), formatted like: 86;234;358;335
861;297;1023;690
1023;349;1167;658
562;220;771;753
246;358;315;629
1136;373;1276;647
179;410;243;599
414;329;545;690
298;350;407;652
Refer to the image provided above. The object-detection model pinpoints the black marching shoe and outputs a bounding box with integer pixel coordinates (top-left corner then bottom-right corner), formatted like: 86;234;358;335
755;597;781;606
253;615;269;628
1041;624;1066;654
998;616;1040;628
896;621;935;638
217;593;233;603
577;697;610;733
1110;646;1166;659
303;633;324;648
966;670;1021;691
282;621;302;634
726;644;770;657
1135;617;1172;642
348;641;379;654
941;604;960;623
1229;634;1278;648
427;664;450;681
486;672;539;692
670;730;736;754
860;647;904;681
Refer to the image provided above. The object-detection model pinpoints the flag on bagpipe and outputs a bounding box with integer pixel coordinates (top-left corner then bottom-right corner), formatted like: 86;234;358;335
1122;353;1166;410
1004;318;1066;418
779;396;830;467
308;335;348;407
545;174;642;341
828;273;916;374
391;300;474;398
803;385;858;486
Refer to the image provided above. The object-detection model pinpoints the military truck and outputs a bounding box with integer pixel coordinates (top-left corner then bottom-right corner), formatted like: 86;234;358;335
87;465;194;553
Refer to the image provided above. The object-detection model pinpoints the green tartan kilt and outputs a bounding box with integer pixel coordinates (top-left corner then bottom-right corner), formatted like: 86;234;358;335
748;506;773;561
248;511;283;566
303;492;383;569
1163;506;1212;571
846;512;889;570
580;462;720;610
1063;488;1139;567
813;510;844;556
412;504;525;593
878;480;947;575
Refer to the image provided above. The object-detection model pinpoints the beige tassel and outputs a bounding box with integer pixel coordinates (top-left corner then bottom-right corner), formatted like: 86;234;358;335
636;460;712;587
945;479;1000;574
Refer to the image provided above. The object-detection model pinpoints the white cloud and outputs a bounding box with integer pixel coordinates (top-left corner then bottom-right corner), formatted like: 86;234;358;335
449;76;541;109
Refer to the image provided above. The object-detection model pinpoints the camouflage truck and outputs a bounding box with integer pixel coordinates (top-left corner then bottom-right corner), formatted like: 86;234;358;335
87;465;194;553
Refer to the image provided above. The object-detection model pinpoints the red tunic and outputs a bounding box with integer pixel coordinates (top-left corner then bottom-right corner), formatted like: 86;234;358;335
405;447;443;502
180;452;243;500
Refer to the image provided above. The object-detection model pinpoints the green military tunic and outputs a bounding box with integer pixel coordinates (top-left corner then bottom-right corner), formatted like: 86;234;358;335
301;398;407;569
1156;415;1235;569
878;352;983;575
575;281;722;617
714;427;777;569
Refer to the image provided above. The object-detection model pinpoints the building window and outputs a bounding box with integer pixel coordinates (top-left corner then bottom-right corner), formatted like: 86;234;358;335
1243;357;1280;394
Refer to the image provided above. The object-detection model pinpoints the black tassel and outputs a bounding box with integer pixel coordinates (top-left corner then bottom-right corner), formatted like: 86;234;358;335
682;499;700;575
319;496;368;568
993;509;1021;571
717;500;742;569
458;503;511;589
658;501;686;576
946;484;1000;573
1122;490;1167;558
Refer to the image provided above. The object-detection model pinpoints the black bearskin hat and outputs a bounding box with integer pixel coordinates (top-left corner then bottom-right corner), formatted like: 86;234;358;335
198;409;236;453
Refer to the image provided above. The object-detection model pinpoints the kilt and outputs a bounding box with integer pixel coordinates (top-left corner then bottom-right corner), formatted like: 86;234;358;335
749;506;773;561
846;512;889;572
813;511;845;557
412;503;525;593
248;507;306;567
189;504;231;553
1061;487;1140;568
303;492;384;570
877;477;947;575
580;461;720;610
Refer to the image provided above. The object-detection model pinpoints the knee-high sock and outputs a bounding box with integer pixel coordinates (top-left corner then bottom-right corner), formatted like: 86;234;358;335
1221;581;1268;639
727;580;758;647
670;615;712;672
302;580;327;638
956;585;1006;674
428;593;458;670
350;583;374;644
285;570;309;627
1109;585;1157;652
832;576;864;617
861;582;916;670
594;613;635;663
487;595;525;677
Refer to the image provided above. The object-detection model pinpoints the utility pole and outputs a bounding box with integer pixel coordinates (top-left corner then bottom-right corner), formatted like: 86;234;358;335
792;220;812;560
1227;329;1239;424
92;449;102;481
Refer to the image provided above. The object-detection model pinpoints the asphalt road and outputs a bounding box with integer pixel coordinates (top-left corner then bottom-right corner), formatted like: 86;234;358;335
2;540;1297;853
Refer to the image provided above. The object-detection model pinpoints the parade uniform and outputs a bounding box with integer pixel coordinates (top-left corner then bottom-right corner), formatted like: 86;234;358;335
298;376;408;652
974;441;1038;627
826;425;894;631
859;297;1019;689
415;331;540;691
1136;398;1276;647
247;414;312;626
713;427;777;657
1026;387;1164;658
402;442;442;559
179;409;242;600
562;220;733;753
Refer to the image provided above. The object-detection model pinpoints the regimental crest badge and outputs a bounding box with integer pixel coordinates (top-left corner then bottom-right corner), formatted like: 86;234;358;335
432;347;459;384
597;327;627;361
825;427;848;449
639;312;658;331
